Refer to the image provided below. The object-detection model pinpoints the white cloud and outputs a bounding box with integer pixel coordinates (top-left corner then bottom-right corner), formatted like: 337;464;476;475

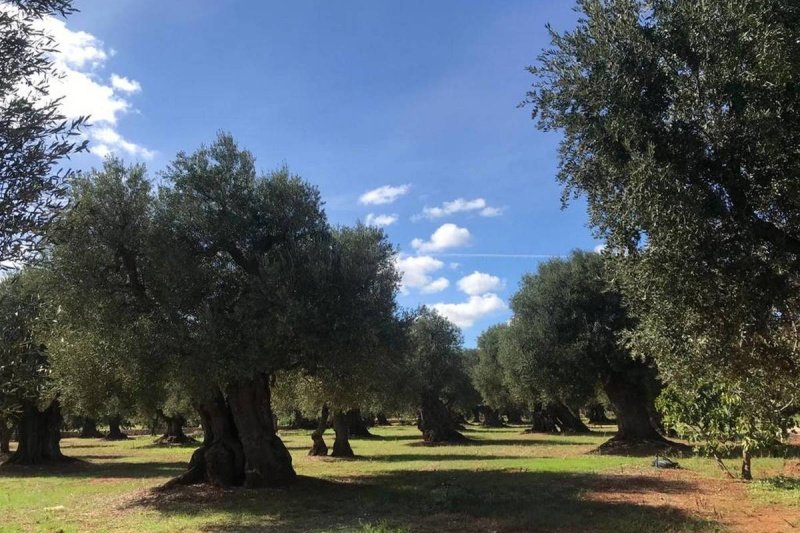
593;243;607;254
395;255;447;294
19;11;153;160
457;271;503;296
417;197;504;220
110;74;141;93
359;184;410;205
365;213;399;227
449;262;460;270
432;293;507;328
420;277;449;294
411;223;471;253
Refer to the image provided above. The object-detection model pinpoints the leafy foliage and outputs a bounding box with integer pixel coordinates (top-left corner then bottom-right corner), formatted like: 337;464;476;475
0;0;87;265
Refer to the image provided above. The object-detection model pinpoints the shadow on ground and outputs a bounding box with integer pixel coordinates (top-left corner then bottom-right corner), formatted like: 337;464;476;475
130;469;719;532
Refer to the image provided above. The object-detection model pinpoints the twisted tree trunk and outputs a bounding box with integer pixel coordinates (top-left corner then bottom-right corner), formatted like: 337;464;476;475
3;400;67;465
479;406;503;427
308;404;329;456
601;372;665;442
79;417;103;438
157;413;194;444
164;374;295;489
0;416;11;454
105;415;128;440
549;402;591;433
345;408;372;437
331;410;354;457
418;395;467;443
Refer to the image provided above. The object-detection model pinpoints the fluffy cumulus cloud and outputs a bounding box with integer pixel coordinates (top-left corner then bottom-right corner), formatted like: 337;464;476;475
395;255;449;294
359;184;410;205
416;197;503;220
27;12;153;159
411;223;471;253
432;293;506;329
457;271;503;296
365;213;398;227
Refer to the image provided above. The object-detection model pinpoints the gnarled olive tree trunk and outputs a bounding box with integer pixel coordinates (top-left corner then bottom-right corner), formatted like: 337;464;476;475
157;413;194;444
0;416;12;454
331;410;354;457
308;404;329;456
105;415;128;440
601;371;665;442
549;402;591;433
418;395;467;443
479;406;503;427
79;417;103;438
3;400;67;465
504;408;523;425
344;408;371;438
586;402;612;425
165;374;295;489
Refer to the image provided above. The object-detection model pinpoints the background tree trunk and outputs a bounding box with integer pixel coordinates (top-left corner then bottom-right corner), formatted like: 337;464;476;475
549;402;591;433
345;408;371;438
529;403;556;432
331;410;354;457
0;416;11;453
157;413;194;444
374;412;389;425
504;408;523;424
586;402;612;425
418;395;467;443
164;375;295;489
308;404;329;456
479;406;503;427
79;417;103;438
3;401;67;465
105;415;128;440
741;449;752;480
602;372;665;442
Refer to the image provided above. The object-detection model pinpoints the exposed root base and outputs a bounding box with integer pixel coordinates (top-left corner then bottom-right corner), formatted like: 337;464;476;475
593;436;692;457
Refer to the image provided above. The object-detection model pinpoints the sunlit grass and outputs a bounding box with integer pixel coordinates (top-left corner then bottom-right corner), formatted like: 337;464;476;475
0;424;796;531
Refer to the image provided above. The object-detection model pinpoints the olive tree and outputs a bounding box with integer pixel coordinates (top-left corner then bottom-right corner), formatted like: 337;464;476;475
501;251;665;445
527;0;800;475
1;0;87;266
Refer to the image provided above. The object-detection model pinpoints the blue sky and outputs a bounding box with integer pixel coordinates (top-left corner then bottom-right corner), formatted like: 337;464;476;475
54;1;598;345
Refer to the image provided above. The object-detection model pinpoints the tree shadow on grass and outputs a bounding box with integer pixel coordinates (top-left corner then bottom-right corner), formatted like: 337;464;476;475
406;437;601;448
0;459;187;479
131;469;719;532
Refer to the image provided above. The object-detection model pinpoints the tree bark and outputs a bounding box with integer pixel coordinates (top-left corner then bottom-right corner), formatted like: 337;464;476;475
79;417;103;438
479;406;503;427
418;395;467;443
164;375;295;489
549;402;591;433
586;402;612;425
601;372;665;442
504;408;523;425
3;400;67;465
741;448;752;480
528;403;557;433
0;416;11;453
105;415;128;440
331;410;354;457
375;412;389;425
308;404;329;456
157;413;194;444
344;408;372;438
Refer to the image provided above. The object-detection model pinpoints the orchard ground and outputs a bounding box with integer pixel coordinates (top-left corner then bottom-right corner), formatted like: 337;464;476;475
1;424;799;532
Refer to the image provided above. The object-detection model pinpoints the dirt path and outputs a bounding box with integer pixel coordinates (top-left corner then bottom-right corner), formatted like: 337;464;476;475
585;466;799;532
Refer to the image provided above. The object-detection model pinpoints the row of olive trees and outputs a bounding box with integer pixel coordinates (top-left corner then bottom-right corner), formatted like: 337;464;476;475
0;135;479;487
471;251;664;449
524;0;800;479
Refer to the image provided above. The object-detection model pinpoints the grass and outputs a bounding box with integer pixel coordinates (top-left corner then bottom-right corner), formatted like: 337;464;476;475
0;424;797;532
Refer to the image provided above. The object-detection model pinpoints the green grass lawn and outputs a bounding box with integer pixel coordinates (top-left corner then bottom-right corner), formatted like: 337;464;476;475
0;425;797;532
